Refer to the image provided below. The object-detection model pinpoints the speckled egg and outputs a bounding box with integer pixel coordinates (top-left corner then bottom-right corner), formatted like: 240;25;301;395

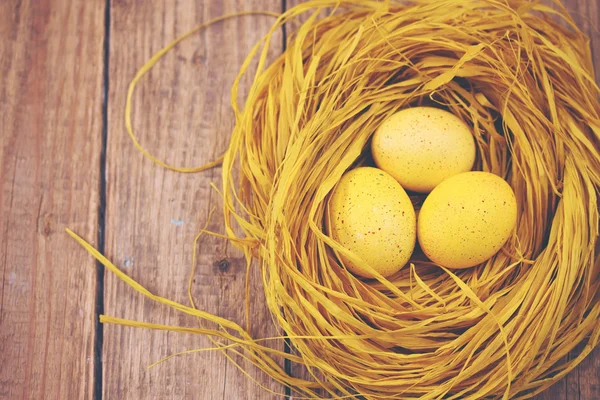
328;167;416;278
418;171;517;269
372;107;476;193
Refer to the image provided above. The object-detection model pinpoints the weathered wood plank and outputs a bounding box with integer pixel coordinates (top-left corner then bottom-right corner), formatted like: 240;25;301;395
0;0;105;399
104;1;283;398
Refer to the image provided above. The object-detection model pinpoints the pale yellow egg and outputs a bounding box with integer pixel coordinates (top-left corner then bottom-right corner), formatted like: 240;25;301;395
372;107;476;193
328;167;416;278
418;171;517;269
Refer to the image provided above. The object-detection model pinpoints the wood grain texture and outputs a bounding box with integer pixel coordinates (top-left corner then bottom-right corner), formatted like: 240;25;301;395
0;0;597;399
104;1;283;399
0;0;105;399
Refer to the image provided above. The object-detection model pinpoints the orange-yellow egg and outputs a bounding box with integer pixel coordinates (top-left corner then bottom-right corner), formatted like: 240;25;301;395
418;171;517;269
372;107;476;193
328;167;416;278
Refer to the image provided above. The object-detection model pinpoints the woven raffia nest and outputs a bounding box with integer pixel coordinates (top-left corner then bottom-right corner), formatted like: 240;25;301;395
71;0;600;399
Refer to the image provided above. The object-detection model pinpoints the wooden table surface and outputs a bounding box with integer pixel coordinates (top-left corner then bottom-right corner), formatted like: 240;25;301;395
1;0;599;399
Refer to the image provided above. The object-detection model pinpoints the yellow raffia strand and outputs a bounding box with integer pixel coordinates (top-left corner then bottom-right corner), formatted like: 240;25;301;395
69;0;600;398
124;11;280;173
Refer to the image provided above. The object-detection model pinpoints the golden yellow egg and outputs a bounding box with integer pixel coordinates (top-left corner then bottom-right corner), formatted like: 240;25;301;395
328;167;416;278
418;171;517;269
372;107;476;193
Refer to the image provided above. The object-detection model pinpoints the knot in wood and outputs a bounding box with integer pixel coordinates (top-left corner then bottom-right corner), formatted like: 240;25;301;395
214;258;230;273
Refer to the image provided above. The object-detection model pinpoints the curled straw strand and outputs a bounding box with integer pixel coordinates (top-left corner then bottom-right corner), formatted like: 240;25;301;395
69;0;600;399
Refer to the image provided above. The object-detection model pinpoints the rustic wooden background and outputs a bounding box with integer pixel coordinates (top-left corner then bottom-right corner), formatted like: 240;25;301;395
0;0;598;399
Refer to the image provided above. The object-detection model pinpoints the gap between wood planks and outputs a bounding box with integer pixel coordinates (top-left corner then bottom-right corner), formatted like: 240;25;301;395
95;0;111;399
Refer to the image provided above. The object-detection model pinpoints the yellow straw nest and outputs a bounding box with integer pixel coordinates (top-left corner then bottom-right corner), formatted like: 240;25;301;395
69;0;600;399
